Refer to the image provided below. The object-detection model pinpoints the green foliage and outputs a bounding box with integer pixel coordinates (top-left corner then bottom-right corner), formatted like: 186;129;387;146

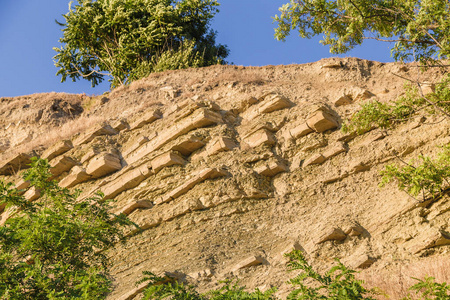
128;40;206;82
274;0;450;64
139;272;276;300
285;250;376;300
54;0;229;88
138;271;204;300
381;144;450;199
0;158;131;299
206;280;276;300
342;75;450;135
403;276;450;300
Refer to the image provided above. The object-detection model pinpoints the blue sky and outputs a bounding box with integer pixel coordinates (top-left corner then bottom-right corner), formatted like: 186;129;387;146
0;1;395;97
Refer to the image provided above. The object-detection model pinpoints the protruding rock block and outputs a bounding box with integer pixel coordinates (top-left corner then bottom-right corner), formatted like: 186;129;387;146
284;123;314;141
232;256;264;272
15;178;30;192
316;228;347;244
126;108;222;165
49;156;78;177
0;206;15;226
243;129;276;148
102;164;152;199
0;153;32;175
73;123;118;146
130;109;162;130
24;187;40;202
348;254;376;269
111;118;130;131
409;230;450;254
306;111;339;133
260;94;294;114
233;96;258;114
321;62;342;69
334;95;352;107
151;152;186;173
123;136;149;157
86;153;122;178
322;142;346;159
41;140;73;161
353;88;375;101
59;166;91;188
171;136;206;156
255;161;288;177
155;168;227;205
206;137;237;156
81;149;99;164
242;94;293;121
279;241;304;259
303;153;326;167
117;200;153;216
343;223;365;237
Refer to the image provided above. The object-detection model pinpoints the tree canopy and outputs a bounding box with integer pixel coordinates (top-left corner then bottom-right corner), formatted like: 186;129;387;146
274;0;450;63
0;158;131;299
53;0;229;88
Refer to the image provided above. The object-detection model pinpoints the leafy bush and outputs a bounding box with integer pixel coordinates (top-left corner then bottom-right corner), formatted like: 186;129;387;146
342;76;450;135
285;250;376;300
380;144;450;199
0;158;131;299
403;276;450;300
138;272;276;300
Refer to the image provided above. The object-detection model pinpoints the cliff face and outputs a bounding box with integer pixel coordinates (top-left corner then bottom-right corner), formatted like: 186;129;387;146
1;58;449;299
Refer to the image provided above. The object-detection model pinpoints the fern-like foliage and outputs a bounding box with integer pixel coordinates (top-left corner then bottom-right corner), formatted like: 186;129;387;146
342;75;450;135
380;144;450;199
139;272;276;300
402;276;450;300
285;250;376;300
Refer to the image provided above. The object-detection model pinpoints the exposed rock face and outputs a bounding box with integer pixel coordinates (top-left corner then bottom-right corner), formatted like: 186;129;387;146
0;58;449;299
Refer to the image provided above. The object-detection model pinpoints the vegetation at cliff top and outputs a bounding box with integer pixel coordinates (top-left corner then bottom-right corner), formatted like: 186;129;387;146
54;0;228;88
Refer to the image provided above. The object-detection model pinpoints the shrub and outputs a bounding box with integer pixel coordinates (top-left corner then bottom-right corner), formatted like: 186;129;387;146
403;276;450;300
380;144;450;199
342;76;450;135
285;250;377;300
0;158;131;299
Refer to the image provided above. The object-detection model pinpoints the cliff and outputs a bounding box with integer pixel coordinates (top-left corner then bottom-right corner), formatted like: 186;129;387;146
1;57;449;299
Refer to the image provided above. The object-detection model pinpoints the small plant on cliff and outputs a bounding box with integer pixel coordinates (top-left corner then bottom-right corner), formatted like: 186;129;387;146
402;276;450;300
138;272;276;299
285;250;377;300
341;77;450;135
0;158;131;299
380;144;450;200
54;0;229;88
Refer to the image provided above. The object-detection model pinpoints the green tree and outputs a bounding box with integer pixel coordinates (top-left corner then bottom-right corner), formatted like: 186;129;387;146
0;158;131;299
54;0;229;88
274;0;450;64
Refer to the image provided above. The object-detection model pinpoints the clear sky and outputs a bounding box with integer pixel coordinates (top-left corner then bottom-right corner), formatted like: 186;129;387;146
0;1;395;97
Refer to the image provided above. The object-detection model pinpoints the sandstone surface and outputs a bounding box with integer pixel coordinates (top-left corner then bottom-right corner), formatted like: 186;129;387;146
1;58;449;299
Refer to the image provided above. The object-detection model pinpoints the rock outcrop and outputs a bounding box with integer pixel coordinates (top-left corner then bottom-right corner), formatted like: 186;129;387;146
1;58;449;299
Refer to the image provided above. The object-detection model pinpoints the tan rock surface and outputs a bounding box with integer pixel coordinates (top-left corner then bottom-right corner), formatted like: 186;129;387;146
1;59;449;300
